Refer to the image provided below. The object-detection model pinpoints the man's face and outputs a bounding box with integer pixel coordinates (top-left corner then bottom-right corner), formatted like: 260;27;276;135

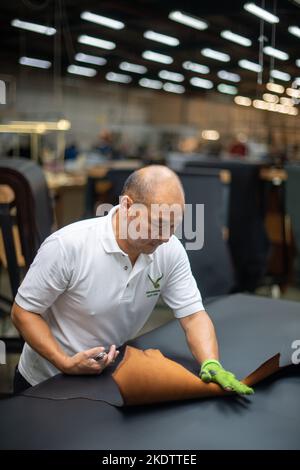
120;202;184;254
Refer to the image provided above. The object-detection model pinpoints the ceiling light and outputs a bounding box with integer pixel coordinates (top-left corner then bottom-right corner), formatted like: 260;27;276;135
244;3;279;24
280;97;294;105
270;69;291;82
217;70;240;82
67;64;97;77
293;77;300;86
234;95;252;106
288;107;298;116
263;46;289;61
163;82;185;94
202;130;220;140
220;30;252;47
201;48;230;62
139;78;163;90
168;10;208;30
238;59;262;72
263;93;279;103
106;72;131;83
253;99;268;110
296;59;300;67
12;18;56;35
218;83;238;95
266;82;284;93
75;53;106;66
19;56;51;69
288;26;300;38
142;50;173;64
158;70;184;82
80;11;124;30
286;88;300;98
119;62;147;74
78;35;116;50
143;30;179;47
182;61;209;74
190;77;213;89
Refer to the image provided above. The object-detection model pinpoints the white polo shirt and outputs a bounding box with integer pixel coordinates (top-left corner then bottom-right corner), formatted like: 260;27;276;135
16;205;204;385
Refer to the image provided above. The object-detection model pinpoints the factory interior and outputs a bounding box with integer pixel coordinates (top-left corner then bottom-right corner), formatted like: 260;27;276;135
0;0;300;454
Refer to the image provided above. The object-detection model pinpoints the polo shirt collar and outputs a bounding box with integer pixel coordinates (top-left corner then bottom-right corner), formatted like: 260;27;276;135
101;204;154;263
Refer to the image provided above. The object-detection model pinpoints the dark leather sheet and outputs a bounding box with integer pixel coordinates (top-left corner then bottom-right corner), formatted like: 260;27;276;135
0;294;299;449
22;366;124;406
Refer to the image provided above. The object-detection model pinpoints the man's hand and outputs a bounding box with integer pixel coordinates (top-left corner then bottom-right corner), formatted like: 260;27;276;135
200;359;254;395
62;345;119;375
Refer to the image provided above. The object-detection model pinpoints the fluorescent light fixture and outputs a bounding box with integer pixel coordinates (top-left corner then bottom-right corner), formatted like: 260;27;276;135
263;46;289;61
163;82;185;94
253;99;268;110
168;10;208;30
293;77;300;86
142;50;173;64
67;64;97;77
19;56;51;69
80;11;124;30
119;62;147;74
78;35;116;50
266;82;284;93
143;30;179;47
190;77;213;89
263;93;279;103
12;18;56;35
182;61;209;74
202;130;220;141
201;48;230;62
234;95;252;106
270;69;291;82
288;26;300;38
106;72;131;83
244;3;279;24
252;99;297;114
280;97;294;105
75;53;107;66
217;83;238;95
286;88;300;98
289;107;298;116
220;30;252;47
217;70;240;82
296;59;300;67
139;78;163;89
158;70;184;82
238;59;262;72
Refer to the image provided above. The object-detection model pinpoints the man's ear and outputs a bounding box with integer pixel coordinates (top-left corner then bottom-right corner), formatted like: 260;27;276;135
120;194;133;212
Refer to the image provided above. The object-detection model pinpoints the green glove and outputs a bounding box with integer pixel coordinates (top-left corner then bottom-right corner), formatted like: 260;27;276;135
200;359;254;395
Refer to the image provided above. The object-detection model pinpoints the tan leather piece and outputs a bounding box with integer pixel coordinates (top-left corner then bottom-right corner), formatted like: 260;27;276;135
113;346;281;406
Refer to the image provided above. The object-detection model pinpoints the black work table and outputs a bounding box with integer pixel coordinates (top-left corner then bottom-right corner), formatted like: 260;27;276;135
0;294;299;450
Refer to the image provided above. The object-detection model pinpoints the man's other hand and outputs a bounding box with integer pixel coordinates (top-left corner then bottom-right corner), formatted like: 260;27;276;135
200;359;254;395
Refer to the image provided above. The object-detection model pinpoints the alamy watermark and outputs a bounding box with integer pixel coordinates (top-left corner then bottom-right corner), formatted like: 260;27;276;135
96;200;204;251
291;339;300;365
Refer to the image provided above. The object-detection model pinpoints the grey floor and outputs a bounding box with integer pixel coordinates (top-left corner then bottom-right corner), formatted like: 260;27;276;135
1;269;300;396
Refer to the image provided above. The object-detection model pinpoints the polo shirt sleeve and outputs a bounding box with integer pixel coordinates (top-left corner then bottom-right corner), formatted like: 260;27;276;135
161;236;205;318
15;236;71;315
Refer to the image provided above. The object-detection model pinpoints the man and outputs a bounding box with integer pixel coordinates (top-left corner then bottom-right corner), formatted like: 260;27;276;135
12;165;253;395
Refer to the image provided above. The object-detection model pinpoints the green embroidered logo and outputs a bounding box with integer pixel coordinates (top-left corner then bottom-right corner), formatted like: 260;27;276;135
148;273;164;289
146;273;164;297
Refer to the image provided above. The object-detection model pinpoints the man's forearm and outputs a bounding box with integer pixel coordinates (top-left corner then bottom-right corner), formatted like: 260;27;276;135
12;303;69;372
180;311;219;365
